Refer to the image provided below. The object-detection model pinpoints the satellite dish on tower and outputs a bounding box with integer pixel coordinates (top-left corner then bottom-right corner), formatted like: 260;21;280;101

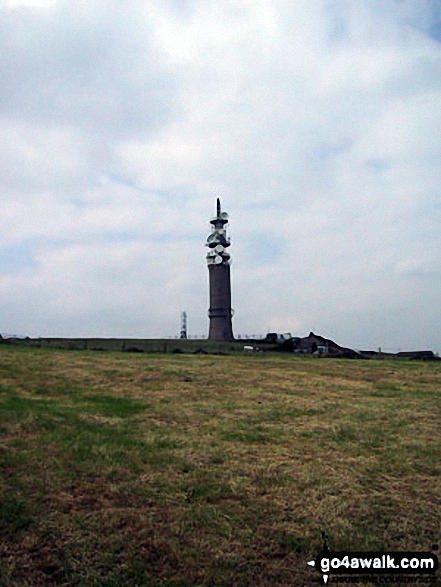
214;255;222;264
215;244;224;253
207;234;218;248
221;212;228;220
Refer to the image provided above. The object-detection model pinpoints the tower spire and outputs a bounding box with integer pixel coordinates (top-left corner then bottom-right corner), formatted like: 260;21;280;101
217;197;221;217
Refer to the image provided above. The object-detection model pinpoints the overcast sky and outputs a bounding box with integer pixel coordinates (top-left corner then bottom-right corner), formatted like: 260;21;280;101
1;0;440;351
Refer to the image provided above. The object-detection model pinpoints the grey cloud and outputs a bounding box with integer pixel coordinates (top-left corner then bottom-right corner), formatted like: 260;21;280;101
0;1;178;137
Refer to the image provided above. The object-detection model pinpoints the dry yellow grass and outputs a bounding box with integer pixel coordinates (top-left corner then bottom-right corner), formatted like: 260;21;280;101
0;346;440;586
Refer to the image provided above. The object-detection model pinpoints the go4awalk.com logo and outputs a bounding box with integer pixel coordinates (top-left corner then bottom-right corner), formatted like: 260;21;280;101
307;533;439;584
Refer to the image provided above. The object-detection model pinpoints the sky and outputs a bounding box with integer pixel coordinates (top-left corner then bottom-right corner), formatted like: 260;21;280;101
1;0;441;352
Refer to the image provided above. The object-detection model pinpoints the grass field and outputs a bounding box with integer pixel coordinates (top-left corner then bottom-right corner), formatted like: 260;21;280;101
0;346;440;586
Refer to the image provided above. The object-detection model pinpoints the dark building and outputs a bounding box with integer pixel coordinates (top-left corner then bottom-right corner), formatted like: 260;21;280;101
206;199;234;341
396;350;437;360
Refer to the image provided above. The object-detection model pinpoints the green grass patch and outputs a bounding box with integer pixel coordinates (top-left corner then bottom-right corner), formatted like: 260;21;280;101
0;495;34;534
79;394;151;417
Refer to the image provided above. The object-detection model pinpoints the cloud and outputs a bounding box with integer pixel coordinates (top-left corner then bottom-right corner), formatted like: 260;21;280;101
0;1;178;134
0;0;440;351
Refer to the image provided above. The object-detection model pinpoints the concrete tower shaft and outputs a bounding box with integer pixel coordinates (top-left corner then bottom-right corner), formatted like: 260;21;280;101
206;199;234;341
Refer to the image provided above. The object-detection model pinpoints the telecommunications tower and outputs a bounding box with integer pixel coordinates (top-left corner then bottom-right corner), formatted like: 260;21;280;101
206;199;234;341
180;311;187;339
